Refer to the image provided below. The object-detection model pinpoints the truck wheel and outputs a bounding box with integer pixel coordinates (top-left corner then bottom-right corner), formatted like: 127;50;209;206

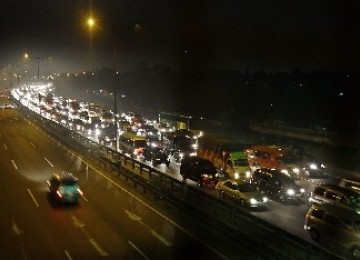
240;199;246;207
309;229;319;241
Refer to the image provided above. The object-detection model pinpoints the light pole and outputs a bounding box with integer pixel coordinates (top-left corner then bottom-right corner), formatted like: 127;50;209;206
35;57;40;82
85;15;120;152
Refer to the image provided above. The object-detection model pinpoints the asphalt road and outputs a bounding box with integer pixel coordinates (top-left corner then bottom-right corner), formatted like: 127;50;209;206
0;105;262;259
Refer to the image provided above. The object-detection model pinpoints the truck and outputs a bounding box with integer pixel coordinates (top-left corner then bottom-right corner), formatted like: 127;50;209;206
197;134;251;180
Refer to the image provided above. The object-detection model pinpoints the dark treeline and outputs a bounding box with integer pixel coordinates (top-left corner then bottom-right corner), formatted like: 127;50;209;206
53;66;360;133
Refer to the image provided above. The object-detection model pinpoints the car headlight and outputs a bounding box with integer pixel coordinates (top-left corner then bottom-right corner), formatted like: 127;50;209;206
300;188;305;193
250;198;257;204
309;163;317;170
292;168;300;174
234;172;240;179
287;189;295;195
281;169;289;175
245;170;251;178
263;197;268;202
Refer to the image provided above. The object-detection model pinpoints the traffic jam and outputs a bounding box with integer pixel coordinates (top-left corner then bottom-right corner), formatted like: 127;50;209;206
11;83;360;259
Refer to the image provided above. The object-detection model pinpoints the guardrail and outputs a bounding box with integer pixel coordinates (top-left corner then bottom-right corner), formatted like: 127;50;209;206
12;96;339;259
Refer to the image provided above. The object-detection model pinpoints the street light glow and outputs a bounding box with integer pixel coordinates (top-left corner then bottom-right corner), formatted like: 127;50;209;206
87;17;95;28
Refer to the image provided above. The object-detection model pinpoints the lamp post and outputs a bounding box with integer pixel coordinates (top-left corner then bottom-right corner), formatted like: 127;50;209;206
85;16;120;152
35;57;41;82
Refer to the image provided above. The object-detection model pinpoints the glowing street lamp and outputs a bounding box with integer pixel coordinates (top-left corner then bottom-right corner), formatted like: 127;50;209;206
87;17;95;29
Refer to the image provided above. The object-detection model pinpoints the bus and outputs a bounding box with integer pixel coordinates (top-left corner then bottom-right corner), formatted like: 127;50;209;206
119;131;147;157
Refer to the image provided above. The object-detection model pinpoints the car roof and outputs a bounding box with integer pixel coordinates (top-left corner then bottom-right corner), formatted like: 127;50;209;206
318;183;360;197
52;171;78;181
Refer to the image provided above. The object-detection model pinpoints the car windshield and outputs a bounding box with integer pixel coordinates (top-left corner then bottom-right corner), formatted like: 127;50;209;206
234;159;249;167
61;178;78;186
279;175;296;186
238;183;256;192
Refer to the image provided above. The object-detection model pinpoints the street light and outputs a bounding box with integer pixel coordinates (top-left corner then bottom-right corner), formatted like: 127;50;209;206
84;16;120;152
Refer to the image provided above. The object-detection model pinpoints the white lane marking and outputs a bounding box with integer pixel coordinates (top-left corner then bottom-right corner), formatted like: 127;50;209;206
59;138;228;259
124;209;172;247
44;157;54;167
128;241;149;260
89;238;109;256
3;143;7;150
71;215;85;228
12;221;24;236
64;250;73;260
11;160;17;170
27;189;39;208
29;142;36;149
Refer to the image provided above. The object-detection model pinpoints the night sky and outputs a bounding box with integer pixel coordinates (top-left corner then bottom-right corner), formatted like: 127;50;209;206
0;0;359;76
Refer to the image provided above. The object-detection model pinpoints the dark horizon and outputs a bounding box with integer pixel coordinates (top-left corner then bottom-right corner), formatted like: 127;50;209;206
0;0;359;77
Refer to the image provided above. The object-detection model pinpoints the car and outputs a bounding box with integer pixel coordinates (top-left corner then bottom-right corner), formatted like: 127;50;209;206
297;153;326;178
141;146;170;166
309;183;360;214
216;179;268;208
180;156;219;187
250;168;305;201
304;203;360;259
98;127;117;144
47;172;83;204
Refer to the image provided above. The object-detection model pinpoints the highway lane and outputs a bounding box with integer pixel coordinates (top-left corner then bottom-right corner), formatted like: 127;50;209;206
8;91;352;257
85;130;349;256
0;107;258;259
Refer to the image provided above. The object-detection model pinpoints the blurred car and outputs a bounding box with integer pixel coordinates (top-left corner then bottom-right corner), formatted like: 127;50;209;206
98;127;117;144
141;146;170;166
299;154;326;178
304;203;360;259
47;172;83;204
180;156;219;187
216;179;268;208
250;168;305;201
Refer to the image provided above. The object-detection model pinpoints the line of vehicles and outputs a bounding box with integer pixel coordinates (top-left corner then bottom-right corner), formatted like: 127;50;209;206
12;84;360;259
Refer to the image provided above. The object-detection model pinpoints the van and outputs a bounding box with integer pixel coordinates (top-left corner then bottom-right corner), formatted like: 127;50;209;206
338;178;360;194
304;203;360;259
180;156;219;187
309;184;360;214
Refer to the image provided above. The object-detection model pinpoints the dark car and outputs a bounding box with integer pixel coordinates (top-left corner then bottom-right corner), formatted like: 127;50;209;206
180;156;219;187
98;127;117;144
141;146;170;166
300;154;326;178
250;168;305;201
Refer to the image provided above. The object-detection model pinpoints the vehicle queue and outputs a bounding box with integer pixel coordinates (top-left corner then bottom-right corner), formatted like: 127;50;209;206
11;83;360;259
